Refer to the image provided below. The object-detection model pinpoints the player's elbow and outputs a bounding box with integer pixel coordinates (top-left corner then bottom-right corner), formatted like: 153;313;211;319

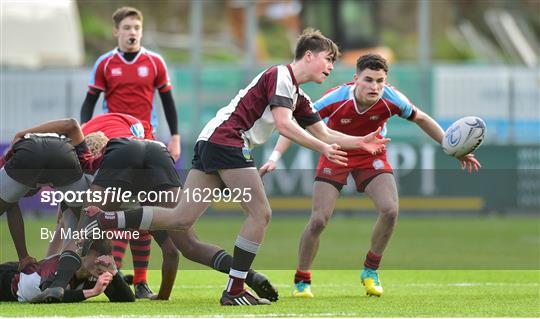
274;117;291;136
65;118;81;133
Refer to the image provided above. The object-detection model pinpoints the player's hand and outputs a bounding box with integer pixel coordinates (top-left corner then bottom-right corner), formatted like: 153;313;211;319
458;153;481;173
167;135;181;162
358;127;390;155
150;294;169;301
18;255;38;272
259;160;277;177
323;144;348;166
93;272;113;295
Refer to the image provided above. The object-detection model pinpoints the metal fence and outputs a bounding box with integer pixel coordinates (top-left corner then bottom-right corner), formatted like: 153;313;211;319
1;65;539;144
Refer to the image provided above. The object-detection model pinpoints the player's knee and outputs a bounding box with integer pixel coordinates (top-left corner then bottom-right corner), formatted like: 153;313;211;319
170;217;195;231
380;205;399;222
259;206;272;226
309;215;330;233
162;245;180;261
250;206;272;227
160;240;179;256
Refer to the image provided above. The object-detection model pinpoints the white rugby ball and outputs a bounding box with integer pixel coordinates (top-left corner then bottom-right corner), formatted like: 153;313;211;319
442;116;486;158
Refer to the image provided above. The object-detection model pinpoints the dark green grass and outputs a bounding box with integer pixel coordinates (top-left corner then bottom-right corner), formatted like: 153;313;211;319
0;215;539;316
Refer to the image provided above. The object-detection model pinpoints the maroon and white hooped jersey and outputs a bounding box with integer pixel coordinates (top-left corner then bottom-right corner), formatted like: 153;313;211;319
197;64;321;149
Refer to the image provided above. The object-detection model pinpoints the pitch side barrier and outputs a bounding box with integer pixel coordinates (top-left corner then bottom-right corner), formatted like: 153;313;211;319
1;143;538;214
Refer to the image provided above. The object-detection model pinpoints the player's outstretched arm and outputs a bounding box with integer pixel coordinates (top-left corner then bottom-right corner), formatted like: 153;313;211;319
12;118;84;147
412;109;444;144
259;136;294;177
272;107;348;166
305;121;389;155
413;109;481;173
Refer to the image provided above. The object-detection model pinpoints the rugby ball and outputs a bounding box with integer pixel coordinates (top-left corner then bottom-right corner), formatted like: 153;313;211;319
442;116;486;158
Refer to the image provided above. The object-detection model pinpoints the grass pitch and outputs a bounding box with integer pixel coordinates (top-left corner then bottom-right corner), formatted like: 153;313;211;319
0;215;539;317
0;270;538;317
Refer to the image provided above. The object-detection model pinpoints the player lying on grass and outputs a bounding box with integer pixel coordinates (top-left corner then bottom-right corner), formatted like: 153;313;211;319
0;239;134;303
17;117;278;303
78;29;389;306
259;54;481;298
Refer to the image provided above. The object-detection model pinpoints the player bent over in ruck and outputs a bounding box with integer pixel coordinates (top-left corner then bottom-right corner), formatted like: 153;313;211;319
24;116;278;303
0;125;92;272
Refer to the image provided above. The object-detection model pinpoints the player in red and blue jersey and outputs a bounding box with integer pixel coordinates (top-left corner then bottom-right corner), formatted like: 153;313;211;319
81;113;152;141
80;7;179;160
79;7;180;298
260;54;481;298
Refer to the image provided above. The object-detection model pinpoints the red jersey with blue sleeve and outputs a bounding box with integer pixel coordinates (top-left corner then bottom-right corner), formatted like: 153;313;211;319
81;113;154;140
314;82;417;159
78;113;154;173
89;47;172;129
313;82;418;191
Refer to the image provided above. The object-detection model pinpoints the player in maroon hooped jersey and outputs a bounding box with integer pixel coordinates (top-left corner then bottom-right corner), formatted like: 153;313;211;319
82;29;389;306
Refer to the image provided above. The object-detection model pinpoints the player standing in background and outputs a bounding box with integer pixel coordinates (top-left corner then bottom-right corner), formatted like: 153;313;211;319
82;29;389;306
259;54;481;298
79;7;180;299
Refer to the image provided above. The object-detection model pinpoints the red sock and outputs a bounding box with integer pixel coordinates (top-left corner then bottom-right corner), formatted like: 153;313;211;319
294;269;312;284
112;236;128;269
364;251;382;270
131;231;152;285
226;269;248;295
226;276;245;295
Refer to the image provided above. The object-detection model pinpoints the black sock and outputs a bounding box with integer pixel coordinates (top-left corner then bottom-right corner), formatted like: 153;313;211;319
230;236;260;272
211;249;256;285
211;250;233;274
50;250;81;288
125;208;143;229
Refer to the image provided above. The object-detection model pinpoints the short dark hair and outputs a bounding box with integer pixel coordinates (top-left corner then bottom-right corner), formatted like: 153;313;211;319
356;54;389;74
112;7;143;28
294;28;341;62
